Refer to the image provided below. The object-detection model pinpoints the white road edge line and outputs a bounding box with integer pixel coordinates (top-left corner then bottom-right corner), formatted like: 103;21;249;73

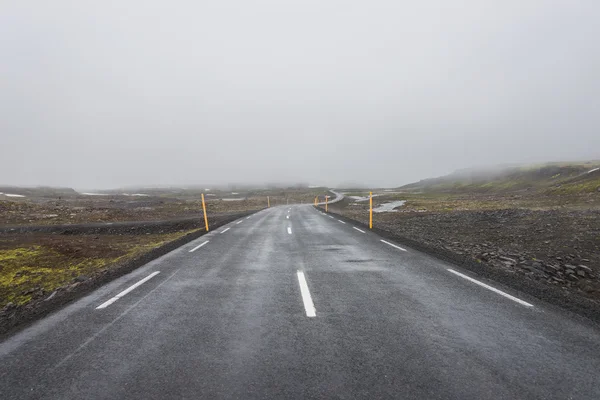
328;215;334;219
380;239;407;252
221;227;231;233
338;219;346;224
447;269;534;307
286;215;289;219
189;240;209;253
96;271;161;309
59;270;179;368
246;216;251;219
287;227;292;234
297;271;316;317
353;227;366;233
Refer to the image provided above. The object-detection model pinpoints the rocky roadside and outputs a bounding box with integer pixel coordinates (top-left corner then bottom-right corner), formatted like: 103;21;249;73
327;206;600;322
470;248;596;294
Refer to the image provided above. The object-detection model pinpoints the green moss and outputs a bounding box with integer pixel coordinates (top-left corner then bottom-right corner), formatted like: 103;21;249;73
0;229;199;308
0;247;43;262
546;178;600;194
0;246;115;305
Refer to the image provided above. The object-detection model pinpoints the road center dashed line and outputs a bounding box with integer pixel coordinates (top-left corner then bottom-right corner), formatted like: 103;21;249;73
328;215;334;219
236;220;243;224
96;271;161;309
287;227;292;234
221;227;231;234
338;219;346;224
380;239;407;252
353;227;366;233
447;269;534;307
189;241;209;253
297;271;316;317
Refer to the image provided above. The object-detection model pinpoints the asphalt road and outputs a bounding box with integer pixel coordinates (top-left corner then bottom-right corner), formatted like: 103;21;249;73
1;205;600;399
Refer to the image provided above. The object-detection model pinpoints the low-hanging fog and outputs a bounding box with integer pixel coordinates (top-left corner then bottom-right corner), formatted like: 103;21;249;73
1;1;599;189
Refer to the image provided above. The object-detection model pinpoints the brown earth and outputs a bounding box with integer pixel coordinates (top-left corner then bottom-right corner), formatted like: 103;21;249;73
0;196;263;225
0;187;327;226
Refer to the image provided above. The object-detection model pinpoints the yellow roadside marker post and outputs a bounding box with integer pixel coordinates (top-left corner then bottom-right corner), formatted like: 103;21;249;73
201;193;209;232
325;196;328;212
369;191;373;229
267;196;270;207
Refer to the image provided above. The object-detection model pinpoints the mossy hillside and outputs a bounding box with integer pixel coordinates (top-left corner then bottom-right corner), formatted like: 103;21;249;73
545;176;600;195
398;162;600;194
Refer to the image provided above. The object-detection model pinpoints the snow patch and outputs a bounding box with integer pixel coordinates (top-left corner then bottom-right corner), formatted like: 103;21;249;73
349;194;380;202
587;167;599;174
373;200;406;213
2;193;26;198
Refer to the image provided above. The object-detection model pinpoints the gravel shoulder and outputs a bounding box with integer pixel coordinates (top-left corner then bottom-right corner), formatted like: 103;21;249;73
324;193;600;324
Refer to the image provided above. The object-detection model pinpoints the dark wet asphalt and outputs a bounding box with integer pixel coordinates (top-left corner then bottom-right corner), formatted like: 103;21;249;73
1;205;599;399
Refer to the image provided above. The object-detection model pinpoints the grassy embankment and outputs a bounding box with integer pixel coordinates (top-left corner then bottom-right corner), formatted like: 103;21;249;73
337;161;600;213
0;229;199;308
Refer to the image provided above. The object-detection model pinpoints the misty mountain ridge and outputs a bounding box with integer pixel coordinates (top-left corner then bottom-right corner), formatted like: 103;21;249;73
3;161;600;197
399;161;600;194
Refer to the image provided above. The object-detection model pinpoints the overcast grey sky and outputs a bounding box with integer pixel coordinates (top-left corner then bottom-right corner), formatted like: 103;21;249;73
1;1;599;189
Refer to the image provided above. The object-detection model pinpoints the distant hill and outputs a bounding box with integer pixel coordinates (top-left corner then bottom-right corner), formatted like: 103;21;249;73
398;161;600;194
0;186;78;198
